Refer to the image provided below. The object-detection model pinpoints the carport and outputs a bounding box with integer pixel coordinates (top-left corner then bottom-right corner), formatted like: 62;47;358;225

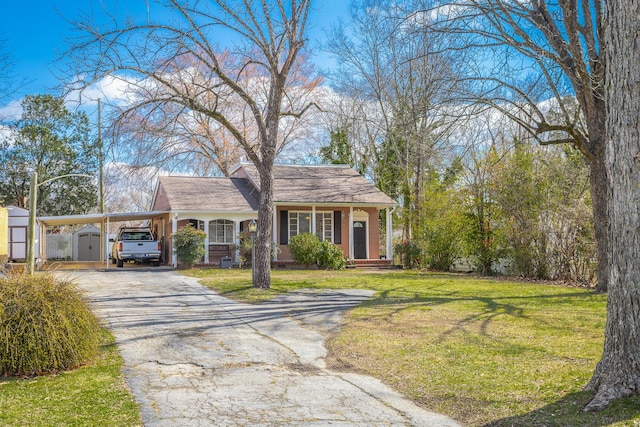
37;211;170;270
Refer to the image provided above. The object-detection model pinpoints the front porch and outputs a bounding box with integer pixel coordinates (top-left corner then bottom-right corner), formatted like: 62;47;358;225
168;205;394;269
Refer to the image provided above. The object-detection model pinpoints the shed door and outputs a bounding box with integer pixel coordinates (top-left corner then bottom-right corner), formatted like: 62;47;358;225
9;226;26;260
353;221;367;259
78;232;101;261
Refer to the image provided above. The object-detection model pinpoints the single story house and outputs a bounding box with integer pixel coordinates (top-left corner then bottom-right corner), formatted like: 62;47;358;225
150;162;396;267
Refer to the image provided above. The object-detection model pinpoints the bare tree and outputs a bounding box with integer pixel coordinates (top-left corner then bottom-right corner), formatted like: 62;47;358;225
426;1;607;291
113;98;243;177
110;51;321;177
581;1;640;411
64;0;316;288
326;0;464;240
0;35;24;112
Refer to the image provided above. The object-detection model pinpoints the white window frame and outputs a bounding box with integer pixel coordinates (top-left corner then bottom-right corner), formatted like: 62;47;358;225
288;210;333;242
315;211;333;242
289;211;312;239
209;219;234;244
188;219;205;231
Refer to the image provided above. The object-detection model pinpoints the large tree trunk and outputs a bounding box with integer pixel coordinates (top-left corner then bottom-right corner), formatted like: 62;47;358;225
254;164;274;289
589;146;609;293
584;2;640;411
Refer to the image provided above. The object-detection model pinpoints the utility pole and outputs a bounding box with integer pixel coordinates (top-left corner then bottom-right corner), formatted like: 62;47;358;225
98;98;106;263
98;98;104;214
26;173;38;275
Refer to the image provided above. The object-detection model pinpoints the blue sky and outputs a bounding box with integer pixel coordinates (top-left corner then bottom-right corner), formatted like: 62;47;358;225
2;1;348;113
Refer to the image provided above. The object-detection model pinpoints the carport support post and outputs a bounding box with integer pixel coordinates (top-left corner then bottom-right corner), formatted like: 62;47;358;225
105;217;110;270
26;172;38;275
172;213;178;268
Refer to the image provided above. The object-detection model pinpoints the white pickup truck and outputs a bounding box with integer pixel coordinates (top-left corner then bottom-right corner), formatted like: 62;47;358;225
111;226;162;267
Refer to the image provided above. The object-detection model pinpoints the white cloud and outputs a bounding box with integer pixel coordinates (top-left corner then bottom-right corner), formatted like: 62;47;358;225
65;74;139;108
0;125;13;145
0;99;22;121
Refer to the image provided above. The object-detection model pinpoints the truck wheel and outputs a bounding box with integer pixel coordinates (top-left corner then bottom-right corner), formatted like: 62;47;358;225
116;259;124;268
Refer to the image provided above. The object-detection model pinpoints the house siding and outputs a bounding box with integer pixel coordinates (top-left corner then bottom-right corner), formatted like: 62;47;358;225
152;184;171;211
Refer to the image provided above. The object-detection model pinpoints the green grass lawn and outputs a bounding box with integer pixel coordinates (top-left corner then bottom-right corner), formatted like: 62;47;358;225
0;330;141;427
185;268;640;427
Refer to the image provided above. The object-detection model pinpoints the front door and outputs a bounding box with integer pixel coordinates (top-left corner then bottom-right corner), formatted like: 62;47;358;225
353;221;367;259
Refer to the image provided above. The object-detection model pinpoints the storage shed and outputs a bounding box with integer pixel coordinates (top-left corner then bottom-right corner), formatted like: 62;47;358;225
73;224;101;261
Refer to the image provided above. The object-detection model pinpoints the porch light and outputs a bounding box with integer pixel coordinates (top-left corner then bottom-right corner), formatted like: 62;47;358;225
248;218;257;233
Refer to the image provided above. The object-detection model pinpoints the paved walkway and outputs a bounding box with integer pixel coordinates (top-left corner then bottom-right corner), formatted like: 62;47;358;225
67;270;460;426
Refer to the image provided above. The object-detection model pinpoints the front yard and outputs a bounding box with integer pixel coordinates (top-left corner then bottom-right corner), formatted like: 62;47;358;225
186;268;640;427
3;268;639;426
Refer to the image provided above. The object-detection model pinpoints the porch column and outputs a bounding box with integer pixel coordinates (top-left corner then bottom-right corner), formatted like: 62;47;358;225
311;205;316;236
272;206;278;261
171;213;178;268
235;220;241;263
204;220;210;264
349;206;354;260
386;207;393;261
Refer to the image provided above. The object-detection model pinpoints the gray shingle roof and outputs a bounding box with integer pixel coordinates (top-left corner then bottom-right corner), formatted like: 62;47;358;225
157;176;259;211
156;164;396;212
240;163;396;206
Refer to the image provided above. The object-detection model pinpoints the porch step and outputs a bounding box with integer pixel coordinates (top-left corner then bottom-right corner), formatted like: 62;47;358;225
350;259;395;269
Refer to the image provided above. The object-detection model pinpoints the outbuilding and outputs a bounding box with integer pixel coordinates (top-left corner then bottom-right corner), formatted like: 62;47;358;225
6;205;39;262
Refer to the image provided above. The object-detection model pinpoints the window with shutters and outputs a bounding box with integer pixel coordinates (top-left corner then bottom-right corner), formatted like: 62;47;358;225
288;211;332;242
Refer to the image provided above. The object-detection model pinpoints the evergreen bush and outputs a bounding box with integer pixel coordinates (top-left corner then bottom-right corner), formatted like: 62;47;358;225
394;240;424;269
0;271;101;377
288;233;320;267
172;225;207;268
316;240;346;270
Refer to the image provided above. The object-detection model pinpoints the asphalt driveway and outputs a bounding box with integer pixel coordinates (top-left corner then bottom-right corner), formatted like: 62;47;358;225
66;270;460;426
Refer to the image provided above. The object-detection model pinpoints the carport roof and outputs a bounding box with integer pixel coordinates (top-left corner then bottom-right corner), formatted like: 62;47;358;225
38;211;170;226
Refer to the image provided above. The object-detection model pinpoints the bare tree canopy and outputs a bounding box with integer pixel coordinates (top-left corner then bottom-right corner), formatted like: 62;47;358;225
325;0;466;240
64;0;316;288
0;35;24;109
